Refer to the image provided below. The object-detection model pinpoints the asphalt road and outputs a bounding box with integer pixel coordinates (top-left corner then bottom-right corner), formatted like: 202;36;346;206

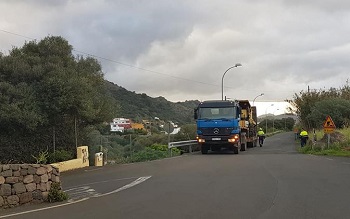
2;132;350;219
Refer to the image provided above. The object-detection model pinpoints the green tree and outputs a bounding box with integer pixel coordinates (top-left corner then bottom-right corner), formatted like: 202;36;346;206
288;84;350;129
0;36;117;163
307;98;350;128
174;124;196;141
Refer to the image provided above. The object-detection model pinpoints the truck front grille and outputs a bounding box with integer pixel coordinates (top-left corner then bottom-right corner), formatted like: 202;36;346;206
200;127;234;136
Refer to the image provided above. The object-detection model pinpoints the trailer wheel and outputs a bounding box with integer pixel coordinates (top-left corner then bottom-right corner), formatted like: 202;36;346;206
201;146;208;154
240;142;247;151
254;139;258;147
247;142;253;148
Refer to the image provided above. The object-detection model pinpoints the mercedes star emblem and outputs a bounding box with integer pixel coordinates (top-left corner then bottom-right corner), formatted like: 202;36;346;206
213;128;219;134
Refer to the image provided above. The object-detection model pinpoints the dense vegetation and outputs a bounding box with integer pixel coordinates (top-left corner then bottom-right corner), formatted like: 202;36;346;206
288;85;350;129
87;124;197;165
0;36;120;163
288;84;350;156
105;81;198;125
0;36;198;164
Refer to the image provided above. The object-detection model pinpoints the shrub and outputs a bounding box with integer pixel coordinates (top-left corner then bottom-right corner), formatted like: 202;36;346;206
32;150;49;164
48;150;74;163
129;144;181;163
48;182;69;202
149;144;168;151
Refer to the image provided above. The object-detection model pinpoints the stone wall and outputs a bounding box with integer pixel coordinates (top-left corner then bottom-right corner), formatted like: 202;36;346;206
0;164;60;208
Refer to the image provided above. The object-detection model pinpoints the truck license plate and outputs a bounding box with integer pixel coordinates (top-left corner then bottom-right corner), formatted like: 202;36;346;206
212;138;221;141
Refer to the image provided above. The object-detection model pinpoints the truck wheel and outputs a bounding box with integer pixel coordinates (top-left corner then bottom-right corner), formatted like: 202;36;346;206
241;142;246;151
201;146;208;154
247;142;253;148
233;146;239;154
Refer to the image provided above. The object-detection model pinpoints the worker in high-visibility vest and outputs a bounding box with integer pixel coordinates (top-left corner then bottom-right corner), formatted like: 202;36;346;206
257;128;265;147
299;128;309;147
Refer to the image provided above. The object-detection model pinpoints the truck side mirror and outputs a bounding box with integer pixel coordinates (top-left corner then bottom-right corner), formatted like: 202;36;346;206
194;108;198;119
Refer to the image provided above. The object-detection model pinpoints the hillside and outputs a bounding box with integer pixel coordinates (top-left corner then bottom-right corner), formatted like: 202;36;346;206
105;81;199;125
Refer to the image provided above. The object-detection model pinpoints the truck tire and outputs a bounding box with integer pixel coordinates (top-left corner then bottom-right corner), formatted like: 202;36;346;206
247;142;253;148
241;142;247;151
201;145;208;154
240;133;246;151
233;146;239;154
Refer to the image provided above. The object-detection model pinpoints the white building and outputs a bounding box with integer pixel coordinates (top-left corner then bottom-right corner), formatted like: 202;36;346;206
110;124;124;132
110;118;131;132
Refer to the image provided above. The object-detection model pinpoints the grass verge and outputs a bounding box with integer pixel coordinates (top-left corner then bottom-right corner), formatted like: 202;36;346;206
297;128;350;157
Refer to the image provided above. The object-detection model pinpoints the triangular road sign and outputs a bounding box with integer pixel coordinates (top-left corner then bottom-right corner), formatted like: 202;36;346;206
323;115;336;129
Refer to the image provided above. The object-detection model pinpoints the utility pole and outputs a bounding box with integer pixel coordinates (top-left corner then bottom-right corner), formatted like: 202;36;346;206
130;134;132;158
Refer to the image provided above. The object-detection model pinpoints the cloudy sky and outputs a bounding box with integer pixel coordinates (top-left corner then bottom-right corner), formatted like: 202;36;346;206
1;0;350;115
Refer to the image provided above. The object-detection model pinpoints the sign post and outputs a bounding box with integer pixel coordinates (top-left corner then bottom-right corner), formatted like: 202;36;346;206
323;116;336;149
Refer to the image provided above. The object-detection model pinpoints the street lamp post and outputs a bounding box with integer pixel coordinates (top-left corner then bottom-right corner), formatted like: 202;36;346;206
265;104;274;134
221;63;242;100
253;93;264;106
272;109;279;133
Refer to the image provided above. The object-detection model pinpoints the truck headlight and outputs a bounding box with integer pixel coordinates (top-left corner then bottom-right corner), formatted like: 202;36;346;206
228;134;239;143
196;136;205;143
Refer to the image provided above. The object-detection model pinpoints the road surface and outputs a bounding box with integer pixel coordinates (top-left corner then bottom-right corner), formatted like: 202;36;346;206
1;132;350;219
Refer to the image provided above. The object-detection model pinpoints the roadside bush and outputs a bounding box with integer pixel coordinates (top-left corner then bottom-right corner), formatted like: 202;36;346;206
149;144;168;151
129;144;181;163
48;182;69;202
47;150;74;163
130;147;168;162
32;150;49;164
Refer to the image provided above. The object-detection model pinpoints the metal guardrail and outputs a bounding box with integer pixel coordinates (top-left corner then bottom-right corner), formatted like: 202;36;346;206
168;140;198;155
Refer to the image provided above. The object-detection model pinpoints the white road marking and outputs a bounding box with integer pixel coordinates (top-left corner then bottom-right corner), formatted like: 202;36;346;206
94;176;152;198
0;198;89;219
0;176;152;218
64;176;140;189
66;187;100;202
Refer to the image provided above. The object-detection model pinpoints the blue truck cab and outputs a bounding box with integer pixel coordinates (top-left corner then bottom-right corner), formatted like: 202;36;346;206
194;100;243;154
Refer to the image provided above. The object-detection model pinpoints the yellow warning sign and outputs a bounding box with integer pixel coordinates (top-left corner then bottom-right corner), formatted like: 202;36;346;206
323;116;336;133
323;116;336;128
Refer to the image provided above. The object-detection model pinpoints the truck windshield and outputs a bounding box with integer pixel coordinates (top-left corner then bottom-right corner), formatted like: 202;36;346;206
198;107;237;120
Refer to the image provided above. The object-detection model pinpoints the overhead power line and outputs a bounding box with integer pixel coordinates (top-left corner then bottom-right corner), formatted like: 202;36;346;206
0;29;35;40
0;29;297;95
0;29;221;87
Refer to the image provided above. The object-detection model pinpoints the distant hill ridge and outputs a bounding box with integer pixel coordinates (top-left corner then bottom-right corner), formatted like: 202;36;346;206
105;81;297;125
105;81;199;125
